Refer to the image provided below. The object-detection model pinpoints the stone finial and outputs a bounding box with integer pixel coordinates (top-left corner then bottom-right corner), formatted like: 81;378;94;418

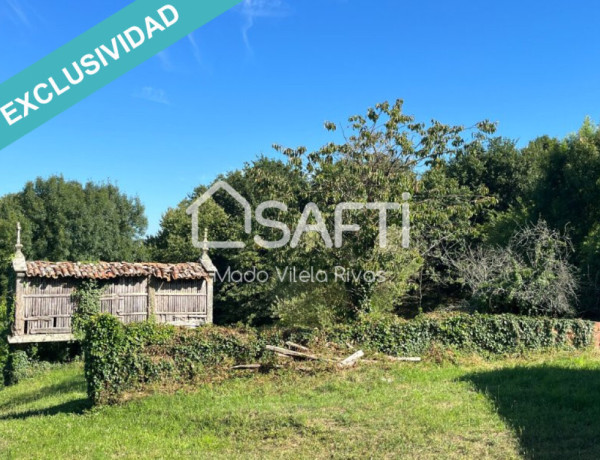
200;228;216;274
13;222;26;273
202;228;209;256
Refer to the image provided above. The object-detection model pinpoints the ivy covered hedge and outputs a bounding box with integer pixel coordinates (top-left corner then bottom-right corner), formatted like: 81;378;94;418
324;314;595;356
83;313;595;405
83;314;282;404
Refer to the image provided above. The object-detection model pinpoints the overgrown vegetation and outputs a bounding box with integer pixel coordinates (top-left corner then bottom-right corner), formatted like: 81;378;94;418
0;301;8;381
447;221;578;316
326;313;594;356
2;101;600;380
82;314;283;404
2;350;54;386
0;102;599;325
146;102;600;323
71;280;102;338
82;313;594;405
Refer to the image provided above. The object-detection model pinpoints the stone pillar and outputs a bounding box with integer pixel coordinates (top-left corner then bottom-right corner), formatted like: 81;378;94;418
12;222;27;336
200;228;216;324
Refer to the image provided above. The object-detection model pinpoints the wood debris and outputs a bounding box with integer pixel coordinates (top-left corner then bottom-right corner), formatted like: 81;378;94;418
284;341;311;352
338;350;365;368
386;356;421;362
231;364;261;370
265;345;319;361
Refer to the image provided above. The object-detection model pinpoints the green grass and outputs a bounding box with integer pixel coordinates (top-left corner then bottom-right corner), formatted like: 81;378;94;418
0;352;599;459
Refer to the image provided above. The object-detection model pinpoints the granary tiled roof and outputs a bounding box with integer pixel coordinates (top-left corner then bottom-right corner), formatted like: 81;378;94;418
25;261;208;281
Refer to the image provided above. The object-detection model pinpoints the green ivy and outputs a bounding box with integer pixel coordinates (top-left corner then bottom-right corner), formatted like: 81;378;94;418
324;314;595;356
71;280;103;339
82;314;282;404
82;313;595;405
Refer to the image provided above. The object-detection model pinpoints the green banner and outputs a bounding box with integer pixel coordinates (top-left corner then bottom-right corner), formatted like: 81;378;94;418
0;0;242;151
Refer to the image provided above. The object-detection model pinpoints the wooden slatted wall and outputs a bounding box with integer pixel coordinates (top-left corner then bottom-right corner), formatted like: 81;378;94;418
153;279;208;326
19;275;210;336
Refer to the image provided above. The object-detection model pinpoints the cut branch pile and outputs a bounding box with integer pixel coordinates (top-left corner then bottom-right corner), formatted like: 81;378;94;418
230;343;422;371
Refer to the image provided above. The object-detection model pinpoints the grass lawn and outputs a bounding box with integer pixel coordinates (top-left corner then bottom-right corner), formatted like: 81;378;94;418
0;352;599;459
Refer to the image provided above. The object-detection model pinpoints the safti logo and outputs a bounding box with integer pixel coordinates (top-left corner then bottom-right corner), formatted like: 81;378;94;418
186;181;411;250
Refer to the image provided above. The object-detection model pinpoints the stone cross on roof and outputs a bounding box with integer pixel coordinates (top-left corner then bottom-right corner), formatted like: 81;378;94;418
13;222;26;273
200;228;216;274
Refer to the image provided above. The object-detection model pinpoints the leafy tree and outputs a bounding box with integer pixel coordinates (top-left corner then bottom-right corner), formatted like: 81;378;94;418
524;120;600;314
446;137;537;212
274;99;496;314
14;177;147;261
528;120;600;247
152;100;497;324
0;176;148;303
149;157;309;324
444;136;542;247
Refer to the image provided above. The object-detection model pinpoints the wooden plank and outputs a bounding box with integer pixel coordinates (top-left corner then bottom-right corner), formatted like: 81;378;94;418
8;333;75;344
23;294;72;298
154;293;207;297
265;345;319;361
115;312;151;317
169;320;206;327
338;350;365;368
206;277;214;324
387;356;421;362
155;312;208;316
100;294;148;299
148;275;156;320
25;314;72;320
285;341;310;352
30;327;71;334
231;364;261;370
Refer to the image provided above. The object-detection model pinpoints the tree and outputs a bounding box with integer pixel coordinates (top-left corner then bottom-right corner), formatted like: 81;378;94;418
523;120;600;314
446;137;537;213
148;157;310;324
151;100;498;325
274;99;497;314
0;176;148;303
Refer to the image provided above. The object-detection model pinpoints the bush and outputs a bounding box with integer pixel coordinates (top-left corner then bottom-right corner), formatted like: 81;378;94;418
3;350;29;385
324;313;594;356
82;314;282;404
271;283;352;328
2;348;52;385
0;300;9;381
448;221;578;316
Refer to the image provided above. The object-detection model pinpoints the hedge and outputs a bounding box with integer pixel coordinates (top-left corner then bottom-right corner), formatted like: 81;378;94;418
82;315;283;404
82;313;595;404
323;313;595;356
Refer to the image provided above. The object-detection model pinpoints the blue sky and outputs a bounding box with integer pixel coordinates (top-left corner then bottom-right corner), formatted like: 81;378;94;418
1;0;599;234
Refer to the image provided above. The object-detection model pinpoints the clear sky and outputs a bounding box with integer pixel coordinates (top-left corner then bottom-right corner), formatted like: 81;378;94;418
1;0;599;234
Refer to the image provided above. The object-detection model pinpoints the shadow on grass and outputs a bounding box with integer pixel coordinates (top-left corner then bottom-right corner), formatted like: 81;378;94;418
0;367;90;420
0;397;91;420
0;378;86;412
464;365;600;460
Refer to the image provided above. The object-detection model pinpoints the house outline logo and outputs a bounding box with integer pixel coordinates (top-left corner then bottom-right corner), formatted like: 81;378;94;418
187;180;412;251
186;181;251;249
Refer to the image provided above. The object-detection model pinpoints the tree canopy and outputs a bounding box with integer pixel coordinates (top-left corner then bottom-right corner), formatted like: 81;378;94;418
3;103;600;325
0;176;147;301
